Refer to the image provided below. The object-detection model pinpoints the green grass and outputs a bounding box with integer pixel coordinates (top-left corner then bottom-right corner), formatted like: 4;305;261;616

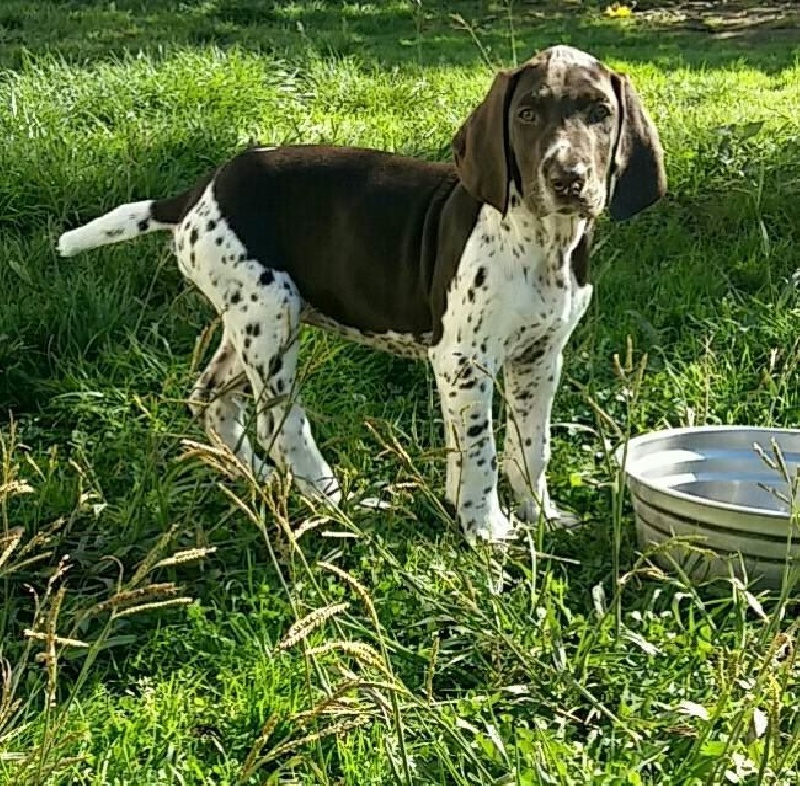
1;1;800;784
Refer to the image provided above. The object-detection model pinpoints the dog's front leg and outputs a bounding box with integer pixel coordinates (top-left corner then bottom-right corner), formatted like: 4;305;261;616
502;341;562;522
430;348;513;543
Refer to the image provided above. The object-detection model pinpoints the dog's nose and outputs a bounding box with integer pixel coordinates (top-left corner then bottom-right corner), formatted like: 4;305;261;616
549;164;587;197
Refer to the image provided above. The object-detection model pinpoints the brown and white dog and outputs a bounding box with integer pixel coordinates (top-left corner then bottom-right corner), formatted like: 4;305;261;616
58;45;666;543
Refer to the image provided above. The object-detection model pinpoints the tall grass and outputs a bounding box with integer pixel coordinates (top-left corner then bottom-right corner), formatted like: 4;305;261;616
0;1;799;783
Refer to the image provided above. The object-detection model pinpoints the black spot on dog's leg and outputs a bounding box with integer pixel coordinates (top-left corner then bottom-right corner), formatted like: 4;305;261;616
467;420;488;438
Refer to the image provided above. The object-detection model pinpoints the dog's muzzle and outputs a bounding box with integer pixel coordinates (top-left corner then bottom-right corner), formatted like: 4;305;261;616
542;158;606;217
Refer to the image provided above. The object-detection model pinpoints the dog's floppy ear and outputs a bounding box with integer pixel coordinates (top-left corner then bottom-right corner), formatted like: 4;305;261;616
608;73;667;221
452;67;522;215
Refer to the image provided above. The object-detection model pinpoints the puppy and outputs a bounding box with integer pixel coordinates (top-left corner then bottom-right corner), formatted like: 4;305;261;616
58;45;666;542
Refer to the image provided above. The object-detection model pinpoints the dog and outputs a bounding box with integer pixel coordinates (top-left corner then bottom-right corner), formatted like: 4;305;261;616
58;45;666;543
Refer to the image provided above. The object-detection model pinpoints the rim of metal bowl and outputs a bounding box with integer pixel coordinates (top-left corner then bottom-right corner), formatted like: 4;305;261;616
614;425;800;521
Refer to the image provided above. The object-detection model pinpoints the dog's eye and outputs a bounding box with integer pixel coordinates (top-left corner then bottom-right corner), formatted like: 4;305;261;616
518;107;537;123
587;103;611;124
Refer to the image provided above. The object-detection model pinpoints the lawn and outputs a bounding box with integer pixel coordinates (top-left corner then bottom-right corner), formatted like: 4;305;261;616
1;1;799;784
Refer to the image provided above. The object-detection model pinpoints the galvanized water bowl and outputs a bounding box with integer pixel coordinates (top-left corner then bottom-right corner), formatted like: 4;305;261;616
616;426;800;588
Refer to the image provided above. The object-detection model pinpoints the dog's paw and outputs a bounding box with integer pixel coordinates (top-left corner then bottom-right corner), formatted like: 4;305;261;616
516;496;581;528
466;508;518;545
515;495;558;523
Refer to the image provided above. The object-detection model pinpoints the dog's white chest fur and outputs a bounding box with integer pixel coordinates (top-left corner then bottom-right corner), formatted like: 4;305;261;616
438;198;593;364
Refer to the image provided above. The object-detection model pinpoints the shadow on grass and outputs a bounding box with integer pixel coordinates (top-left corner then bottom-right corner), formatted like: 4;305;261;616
1;0;799;73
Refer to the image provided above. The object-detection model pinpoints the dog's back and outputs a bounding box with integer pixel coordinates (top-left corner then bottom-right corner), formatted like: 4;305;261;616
211;146;462;335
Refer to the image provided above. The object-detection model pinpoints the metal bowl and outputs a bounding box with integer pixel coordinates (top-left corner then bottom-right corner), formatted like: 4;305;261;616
616;426;800;588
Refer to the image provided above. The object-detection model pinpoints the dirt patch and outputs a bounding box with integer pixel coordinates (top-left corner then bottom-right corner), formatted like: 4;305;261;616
631;1;800;41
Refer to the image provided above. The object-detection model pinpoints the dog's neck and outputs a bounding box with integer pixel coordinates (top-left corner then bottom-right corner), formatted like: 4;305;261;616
481;187;586;280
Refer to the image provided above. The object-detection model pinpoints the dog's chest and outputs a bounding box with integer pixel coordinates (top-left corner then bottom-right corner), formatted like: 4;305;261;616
440;207;592;360
500;261;592;359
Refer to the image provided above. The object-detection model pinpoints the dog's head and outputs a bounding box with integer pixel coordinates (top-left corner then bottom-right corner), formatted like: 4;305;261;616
452;45;666;221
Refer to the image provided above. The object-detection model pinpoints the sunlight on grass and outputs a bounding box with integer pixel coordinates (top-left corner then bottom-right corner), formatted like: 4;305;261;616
1;1;799;784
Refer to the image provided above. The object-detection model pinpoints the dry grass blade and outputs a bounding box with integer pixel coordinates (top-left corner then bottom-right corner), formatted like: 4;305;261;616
0;526;24;571
316;555;412;779
277;602;350;652
363;420;450;522
178;438;236;474
0;480;34;498
23;630;89;649
290;678;409;730
179;429;274;487
16;517;66;561
306;641;391;676
178;435;259;484
770;438;793;486
426;634;440;704
613;335;634;376
239;712;280;782
13;750;89;783
757;482;791;507
317;561;379;631
585;394;624;440
214;482;263;530
113;597;194;618
86;583;182;616
128;524;179;588
753;441;778;471
449;13;495;70
292;699;370;725
619;563;671;585
363;421;415;477
43;583;67;708
189;317;220;374
292;517;328;541
257;716;372;767
0;658;22;738
154;547;217;569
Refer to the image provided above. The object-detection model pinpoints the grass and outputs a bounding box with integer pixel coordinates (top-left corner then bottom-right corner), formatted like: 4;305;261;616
1;1;800;783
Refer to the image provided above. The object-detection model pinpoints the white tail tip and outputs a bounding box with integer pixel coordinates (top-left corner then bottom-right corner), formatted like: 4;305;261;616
57;230;83;258
56;200;160;258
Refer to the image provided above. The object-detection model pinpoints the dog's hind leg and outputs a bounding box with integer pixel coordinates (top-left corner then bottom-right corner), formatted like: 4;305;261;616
190;327;270;481
227;268;341;506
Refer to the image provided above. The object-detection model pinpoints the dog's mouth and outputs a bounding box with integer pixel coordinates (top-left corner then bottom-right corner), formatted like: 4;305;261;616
525;188;603;219
556;199;601;218
555;187;604;217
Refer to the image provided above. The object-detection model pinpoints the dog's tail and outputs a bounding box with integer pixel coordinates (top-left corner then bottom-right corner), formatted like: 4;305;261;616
57;186;198;258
